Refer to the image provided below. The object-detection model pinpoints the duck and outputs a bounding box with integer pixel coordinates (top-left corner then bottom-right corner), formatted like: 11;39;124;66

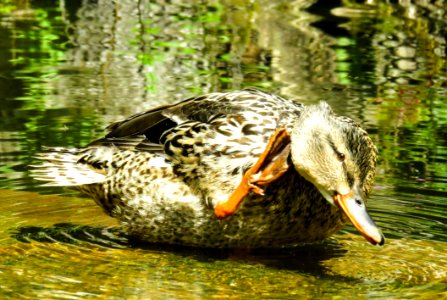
32;89;385;248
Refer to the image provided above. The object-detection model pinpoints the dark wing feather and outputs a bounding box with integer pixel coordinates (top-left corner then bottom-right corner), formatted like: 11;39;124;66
105;103;185;139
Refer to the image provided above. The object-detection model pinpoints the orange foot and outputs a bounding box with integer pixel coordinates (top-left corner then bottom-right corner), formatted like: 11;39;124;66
214;128;292;219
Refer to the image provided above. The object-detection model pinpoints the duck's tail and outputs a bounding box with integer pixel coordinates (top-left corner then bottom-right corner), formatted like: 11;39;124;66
31;147;107;187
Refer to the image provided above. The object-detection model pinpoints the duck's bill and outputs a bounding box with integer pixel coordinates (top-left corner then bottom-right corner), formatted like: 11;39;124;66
334;193;385;246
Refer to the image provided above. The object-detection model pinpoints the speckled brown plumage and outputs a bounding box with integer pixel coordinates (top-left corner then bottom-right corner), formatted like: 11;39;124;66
31;89;382;248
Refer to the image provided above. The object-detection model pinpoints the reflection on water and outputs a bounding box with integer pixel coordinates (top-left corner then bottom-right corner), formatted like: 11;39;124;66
0;0;446;298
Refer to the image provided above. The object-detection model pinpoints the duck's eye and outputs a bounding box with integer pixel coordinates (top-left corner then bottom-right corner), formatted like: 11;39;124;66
337;152;345;161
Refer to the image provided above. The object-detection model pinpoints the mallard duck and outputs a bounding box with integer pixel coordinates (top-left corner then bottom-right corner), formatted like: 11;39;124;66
32;89;385;248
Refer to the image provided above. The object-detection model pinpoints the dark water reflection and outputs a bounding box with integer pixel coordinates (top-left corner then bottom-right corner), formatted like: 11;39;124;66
0;0;446;298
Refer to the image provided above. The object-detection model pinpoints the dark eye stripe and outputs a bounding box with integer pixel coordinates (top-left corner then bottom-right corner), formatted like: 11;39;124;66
327;136;345;161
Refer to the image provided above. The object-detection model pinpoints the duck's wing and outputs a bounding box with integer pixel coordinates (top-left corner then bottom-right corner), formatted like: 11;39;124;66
87;90;268;156
104;91;247;143
104;89;297;141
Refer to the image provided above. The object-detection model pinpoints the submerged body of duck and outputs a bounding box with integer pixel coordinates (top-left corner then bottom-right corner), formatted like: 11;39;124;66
32;89;384;248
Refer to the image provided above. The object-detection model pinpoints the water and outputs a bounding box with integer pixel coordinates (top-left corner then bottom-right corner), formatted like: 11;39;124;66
1;0;446;298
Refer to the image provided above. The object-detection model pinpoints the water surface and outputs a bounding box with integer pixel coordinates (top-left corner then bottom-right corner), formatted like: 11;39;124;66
0;1;446;298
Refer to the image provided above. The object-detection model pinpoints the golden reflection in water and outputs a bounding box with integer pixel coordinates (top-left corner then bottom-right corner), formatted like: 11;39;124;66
0;189;446;299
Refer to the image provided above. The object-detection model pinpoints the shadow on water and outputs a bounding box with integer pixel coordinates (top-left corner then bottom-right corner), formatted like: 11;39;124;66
11;223;353;279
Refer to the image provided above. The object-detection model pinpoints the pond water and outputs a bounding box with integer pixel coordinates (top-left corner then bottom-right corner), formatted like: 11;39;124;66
0;1;446;298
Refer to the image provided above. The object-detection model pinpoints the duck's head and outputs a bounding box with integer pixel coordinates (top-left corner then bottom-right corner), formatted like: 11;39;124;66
290;102;385;245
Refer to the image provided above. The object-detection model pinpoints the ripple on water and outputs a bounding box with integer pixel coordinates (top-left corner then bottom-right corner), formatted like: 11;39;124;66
327;234;447;284
368;189;447;242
